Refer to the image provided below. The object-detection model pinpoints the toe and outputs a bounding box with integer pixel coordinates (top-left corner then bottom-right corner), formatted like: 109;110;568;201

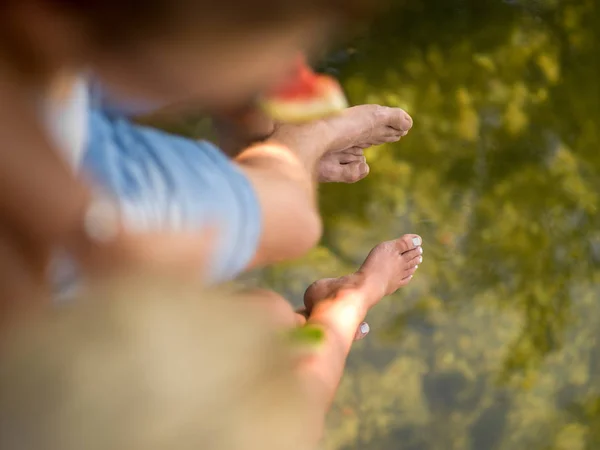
382;135;403;144
402;247;422;267
339;153;366;164
400;267;418;285
407;253;423;268
395;234;422;254
354;322;370;341
341;161;370;183
385;125;404;136
381;107;413;133
343;147;365;157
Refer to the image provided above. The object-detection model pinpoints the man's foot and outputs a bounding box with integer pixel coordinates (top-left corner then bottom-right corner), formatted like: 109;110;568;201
358;234;423;299
317;105;413;183
318;147;369;183
212;103;411;183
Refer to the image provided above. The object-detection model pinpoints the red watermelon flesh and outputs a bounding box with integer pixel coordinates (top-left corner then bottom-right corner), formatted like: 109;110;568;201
261;56;348;123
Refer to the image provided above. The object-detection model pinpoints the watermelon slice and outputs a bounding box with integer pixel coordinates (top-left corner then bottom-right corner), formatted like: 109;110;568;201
261;56;348;123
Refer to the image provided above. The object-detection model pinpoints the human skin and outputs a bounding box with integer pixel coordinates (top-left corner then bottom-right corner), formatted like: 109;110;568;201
244;234;424;443
212;105;383;184
239;104;412;269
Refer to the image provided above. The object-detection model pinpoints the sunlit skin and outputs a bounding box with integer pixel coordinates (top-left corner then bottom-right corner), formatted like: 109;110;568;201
244;234;424;427
0;277;316;450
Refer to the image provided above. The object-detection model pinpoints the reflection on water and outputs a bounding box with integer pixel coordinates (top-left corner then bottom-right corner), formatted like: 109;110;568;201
262;0;600;448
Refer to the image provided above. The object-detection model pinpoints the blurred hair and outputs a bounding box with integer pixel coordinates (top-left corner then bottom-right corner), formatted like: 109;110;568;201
0;0;382;84
19;0;380;47
0;275;314;450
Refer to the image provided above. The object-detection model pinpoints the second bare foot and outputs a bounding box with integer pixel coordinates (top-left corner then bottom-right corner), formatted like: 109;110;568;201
358;234;423;300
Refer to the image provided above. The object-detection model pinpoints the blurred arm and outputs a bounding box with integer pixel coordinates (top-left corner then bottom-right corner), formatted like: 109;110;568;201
85;112;334;279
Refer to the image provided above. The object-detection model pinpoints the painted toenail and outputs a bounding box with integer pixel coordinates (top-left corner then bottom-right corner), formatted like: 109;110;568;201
419;256;423;263
419;247;423;254
412;237;421;247
360;322;370;334
415;265;419;269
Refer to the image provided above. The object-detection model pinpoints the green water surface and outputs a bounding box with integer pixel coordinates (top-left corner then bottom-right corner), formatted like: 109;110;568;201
260;1;600;448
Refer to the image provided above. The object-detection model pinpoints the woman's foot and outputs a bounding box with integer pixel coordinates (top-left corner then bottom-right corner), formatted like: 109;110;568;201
304;234;423;311
302;234;422;341
358;234;423;299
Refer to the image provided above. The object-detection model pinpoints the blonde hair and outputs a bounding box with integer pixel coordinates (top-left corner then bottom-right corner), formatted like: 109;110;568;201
0;275;315;450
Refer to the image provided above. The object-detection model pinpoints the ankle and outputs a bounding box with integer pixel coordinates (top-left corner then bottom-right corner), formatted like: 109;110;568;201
307;116;341;153
353;269;388;307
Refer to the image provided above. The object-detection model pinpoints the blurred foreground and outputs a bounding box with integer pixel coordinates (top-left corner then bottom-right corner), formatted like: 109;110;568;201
0;276;314;450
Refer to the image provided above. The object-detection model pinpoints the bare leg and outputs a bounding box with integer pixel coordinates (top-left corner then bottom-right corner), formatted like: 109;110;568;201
242;233;424;340
298;234;423;413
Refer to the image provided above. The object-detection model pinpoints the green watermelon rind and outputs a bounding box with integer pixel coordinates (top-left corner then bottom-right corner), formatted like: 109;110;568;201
260;84;349;123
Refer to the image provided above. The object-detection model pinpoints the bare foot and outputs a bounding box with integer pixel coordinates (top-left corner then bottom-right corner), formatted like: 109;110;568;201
317;105;412;183
358;234;423;299
212;104;411;183
304;234;422;312
301;234;421;341
317;147;369;183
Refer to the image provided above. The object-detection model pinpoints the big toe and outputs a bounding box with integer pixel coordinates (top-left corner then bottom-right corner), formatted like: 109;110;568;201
377;106;413;133
342;160;370;183
318;158;369;183
394;234;422;254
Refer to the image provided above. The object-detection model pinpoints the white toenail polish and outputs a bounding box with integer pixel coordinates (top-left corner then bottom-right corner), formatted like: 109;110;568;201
415;265;419;269
419;247;423;254
412;237;421;247
360;323;370;334
419;256;423;263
